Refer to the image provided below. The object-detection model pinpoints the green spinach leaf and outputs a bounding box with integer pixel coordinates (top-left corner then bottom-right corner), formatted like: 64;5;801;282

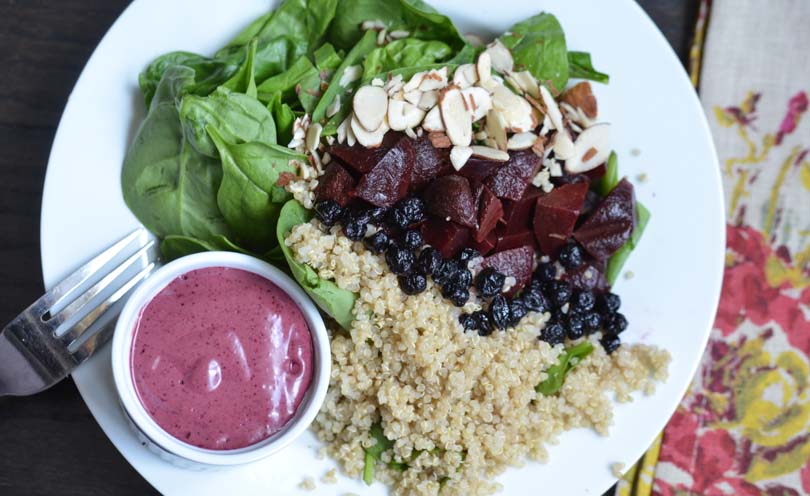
138;52;238;109
266;93;298;145
298;43;344;112
221;39;259;97
277;200;357;329
595;151;619;197
257;56;317;103
160;234;251;260
361;38;452;81
500;13;569;91
363;422;396;485
568;51;609;84
536;341;594;396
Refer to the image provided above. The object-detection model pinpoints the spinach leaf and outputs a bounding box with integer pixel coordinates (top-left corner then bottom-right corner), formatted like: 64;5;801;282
297;43;344;112
312;29;377;125
277;200;357;329
122;66;232;243
179;87;277;157
536;341;594;396
266;93;298;145
361;38;452;81
221;39;259;97
250;36;308;84
363;422;396;485
500;13;569;91
138;52;238;108
568;51;609;84
606;202;650;285
256;56;317;103
208;126;300;251
160;234;251;261
594;151;619;197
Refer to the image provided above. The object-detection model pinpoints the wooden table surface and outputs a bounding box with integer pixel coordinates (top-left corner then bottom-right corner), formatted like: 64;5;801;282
0;1;699;494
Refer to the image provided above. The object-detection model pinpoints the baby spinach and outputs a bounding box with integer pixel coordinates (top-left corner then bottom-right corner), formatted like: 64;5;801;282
160;234;251;260
536;341;594;396
122;66;232;243
500;13;569;91
209;127;301;251
277;200;357;329
297;43;344;112
179;87;277;157
568;51;609;84
266;93;298;145
595;151;619;197
220;39;259;97
257;56;318;103
138;52;239;109
362;38;452;81
363;422;396;485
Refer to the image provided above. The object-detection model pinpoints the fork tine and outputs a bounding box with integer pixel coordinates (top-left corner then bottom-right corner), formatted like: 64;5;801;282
45;228;150;315
54;238;158;340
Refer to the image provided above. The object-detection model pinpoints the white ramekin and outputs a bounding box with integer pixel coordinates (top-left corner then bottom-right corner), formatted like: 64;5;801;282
111;251;330;468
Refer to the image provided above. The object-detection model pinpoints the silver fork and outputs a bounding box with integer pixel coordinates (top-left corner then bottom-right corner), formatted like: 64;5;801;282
0;228;160;396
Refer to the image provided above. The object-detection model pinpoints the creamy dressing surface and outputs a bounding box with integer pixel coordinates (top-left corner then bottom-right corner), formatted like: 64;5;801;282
130;267;313;450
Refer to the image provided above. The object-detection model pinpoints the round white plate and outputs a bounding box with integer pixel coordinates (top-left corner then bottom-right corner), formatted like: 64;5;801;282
40;0;724;494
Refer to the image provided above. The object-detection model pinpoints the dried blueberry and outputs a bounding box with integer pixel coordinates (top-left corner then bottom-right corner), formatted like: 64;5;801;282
433;259;460;285
597;292;621;315
399;273;427;295
508;298;528;326
343;218;368;241
457;247;480;264
541;321;566;345
475;267;506;298
600;334;621;354
558;244;584;269
385;246;415;275
367;207;387;223
414;247;442;276
605;312;628;335
566;314;585;340
570;290;596;313
388;197;425;229
444;286;469;307
445;268;472;291
521;289;550;313
545;280;572;307
459;313;477;331
399;230;424;250
364;231;390;254
314;200;344;227
490;295;511;330
535;262;556;282
473;311;494;336
582;311;602;333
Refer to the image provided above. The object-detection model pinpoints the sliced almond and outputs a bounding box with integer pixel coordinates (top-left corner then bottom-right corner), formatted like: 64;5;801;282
485;109;508;151
419;67;448;91
471;145;509;161
561;81;598;119
417;90;439;111
388;99;426;131
565;123;610;173
539;84;564;131
422;105;445;132
452;64;478;89
351;114;388;148
326;94;342;118
428;132;452;148
361;19;386;31
403;89;422;106
474;130;489;141
389;30;410;39
376;28;387;45
450;145;473;170
336;116;349;144
461;87;492;122
507;132;537;150
439;85;472;147
384;74;404;96
463;33;485;48
531;134;547;157
403;71;425;92
491;84;534;133
339;65;362;87
476;52;492;86
552;130;575;160
305;122;323;154
512;71;540;99
484;40;514;74
345;117;357;146
405;127;417;139
353;85;388;132
483;137;498;149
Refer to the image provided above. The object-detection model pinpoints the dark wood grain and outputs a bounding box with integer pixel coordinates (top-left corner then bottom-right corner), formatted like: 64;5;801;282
0;1;698;494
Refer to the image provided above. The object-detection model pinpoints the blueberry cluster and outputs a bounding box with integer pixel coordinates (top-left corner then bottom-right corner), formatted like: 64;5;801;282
458;267;540;337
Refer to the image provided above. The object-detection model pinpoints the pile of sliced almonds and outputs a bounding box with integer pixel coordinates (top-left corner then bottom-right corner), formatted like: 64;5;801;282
320;39;610;179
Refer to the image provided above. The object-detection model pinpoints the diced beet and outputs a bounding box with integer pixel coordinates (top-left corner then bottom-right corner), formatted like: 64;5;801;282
500;186;544;234
563;264;609;292
578;190;602;225
330;132;402;175
423;175;477;228
458;158;501;184
584;164;606;182
410;135;452;192
574;178;637;260
470;230;497;256
483;150;541;201
533;182;589;257
352;135;414;207
314;162;356;206
551;173;591;187
475;186;503;242
482;246;534;294
421;217;470;258
495;226;537;252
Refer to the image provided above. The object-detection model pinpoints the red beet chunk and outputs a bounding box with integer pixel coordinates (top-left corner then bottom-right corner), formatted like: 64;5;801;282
500;186;544;234
410;135;452;192
330;132;402;175
533;182;588;257
352;135;414;207
475;186;503;242
482;245;534;294
470;230;497;256
421;217;471;258
483;150;541;201
314;162;356;206
584;164;606;182
423;175;477;228
574;178;637;260
563;264;609;292
495;226;537;252
458;158;501;184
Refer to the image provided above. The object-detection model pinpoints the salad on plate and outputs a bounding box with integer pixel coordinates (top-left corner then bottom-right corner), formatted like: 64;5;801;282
121;0;670;493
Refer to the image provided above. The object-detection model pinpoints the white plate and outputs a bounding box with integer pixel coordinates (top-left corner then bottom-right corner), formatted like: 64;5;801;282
40;0;724;494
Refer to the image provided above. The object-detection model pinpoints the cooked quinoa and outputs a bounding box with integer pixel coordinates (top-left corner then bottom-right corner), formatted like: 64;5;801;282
286;221;671;496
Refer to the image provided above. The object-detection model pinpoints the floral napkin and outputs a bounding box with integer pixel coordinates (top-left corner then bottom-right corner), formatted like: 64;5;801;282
618;1;810;494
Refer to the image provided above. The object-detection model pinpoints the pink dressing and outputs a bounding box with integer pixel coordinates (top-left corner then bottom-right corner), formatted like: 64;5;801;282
130;267;313;450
